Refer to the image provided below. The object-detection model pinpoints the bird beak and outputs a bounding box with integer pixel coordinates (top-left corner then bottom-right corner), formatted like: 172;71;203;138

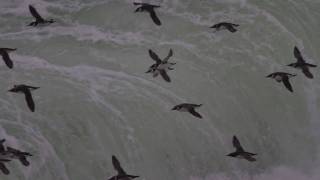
171;107;176;110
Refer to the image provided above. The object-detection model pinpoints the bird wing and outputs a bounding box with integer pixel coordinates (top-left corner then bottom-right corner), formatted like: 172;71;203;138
6;147;18;153
189;109;202;119
29;5;44;21
232;136;244;152
306;63;317;67
26;85;40;90
282;76;293;92
24;89;35;112
243;154;256;162
148;8;161;26
163;49;173;62
302;66;314;79
294;46;305;63
266;73;275;78
0;162;9;175
226;25;237;33
159;69;171;82
112;156;126;175
1;51;13;69
0;139;5;152
19;156;30;166
148;49;161;63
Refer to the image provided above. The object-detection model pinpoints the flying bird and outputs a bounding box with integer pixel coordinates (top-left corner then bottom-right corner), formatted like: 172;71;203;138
28;5;55;26
172;103;203;119
9;84;40;112
108;155;139;180
287;46;317;79
0;48;16;69
210;22;239;33
146;49;175;82
5;147;32;166
134;2;161;26
266;72;296;92
227;136;257;162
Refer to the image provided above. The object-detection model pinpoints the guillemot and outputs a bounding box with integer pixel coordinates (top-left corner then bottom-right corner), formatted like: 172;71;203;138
108;155;139;180
28;5;55;26
8;84;40;112
0;48;16;69
134;2;161;26
5;147;32;166
227;136;257;162
266;72;296;92
210;22;239;33
172;103;203;119
146;49;175;82
287;46;317;79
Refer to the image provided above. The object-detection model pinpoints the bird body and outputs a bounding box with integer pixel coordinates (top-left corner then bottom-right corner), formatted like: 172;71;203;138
227;136;257;162
108;155;139;180
9;84;40;112
172;103;203;118
210;22;239;33
266;72;296;92
287;46;317;79
28;5;55;26
134;3;161;26
146;49;175;82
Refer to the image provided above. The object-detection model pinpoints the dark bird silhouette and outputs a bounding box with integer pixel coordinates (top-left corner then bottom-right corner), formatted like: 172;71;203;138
28;5;55;26
0;159;11;175
5;147;32;166
172;103;203;119
0;139;5;152
287;46;317;79
266;72;296;92
146;49;175;82
227;136;257;162
8;84;40;112
210;22;239;33
0;48;16;69
108;155;139;180
134;2;161;26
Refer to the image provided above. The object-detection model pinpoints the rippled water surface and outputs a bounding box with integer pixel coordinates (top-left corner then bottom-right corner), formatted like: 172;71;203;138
0;0;319;180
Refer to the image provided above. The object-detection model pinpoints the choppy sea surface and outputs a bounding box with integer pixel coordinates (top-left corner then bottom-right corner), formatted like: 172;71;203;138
0;0;319;180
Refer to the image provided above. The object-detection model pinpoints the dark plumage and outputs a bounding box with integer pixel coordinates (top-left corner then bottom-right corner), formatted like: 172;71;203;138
28;5;55;26
146;49;175;82
287;46;317;79
172;103;203;119
6;147;32;166
0;139;5;152
0;48;16;69
134;3;161;26
108;155;139;180
210;22;239;33
0;159;10;175
227;136;257;162
266;72;296;92
8;84;40;112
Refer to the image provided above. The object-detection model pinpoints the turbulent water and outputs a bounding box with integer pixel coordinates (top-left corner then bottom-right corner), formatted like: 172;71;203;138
0;0;319;180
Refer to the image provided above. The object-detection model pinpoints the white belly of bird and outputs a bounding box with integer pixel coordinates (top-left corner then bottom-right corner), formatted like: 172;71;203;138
158;63;172;70
275;75;282;82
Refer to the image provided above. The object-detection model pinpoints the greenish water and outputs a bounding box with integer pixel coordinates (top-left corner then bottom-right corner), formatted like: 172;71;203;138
0;0;319;180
